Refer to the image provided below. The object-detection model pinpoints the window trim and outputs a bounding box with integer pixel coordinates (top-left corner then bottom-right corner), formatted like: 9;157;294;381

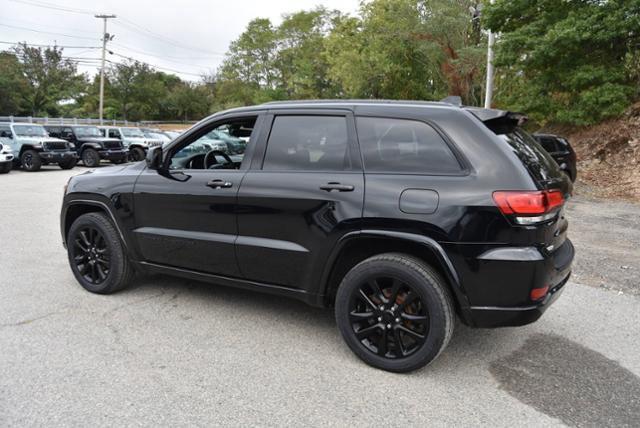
354;115;471;176
162;112;265;172
257;109;362;173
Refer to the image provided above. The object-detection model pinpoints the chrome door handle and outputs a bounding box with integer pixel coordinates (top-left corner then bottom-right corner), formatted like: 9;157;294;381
319;182;354;192
206;179;233;189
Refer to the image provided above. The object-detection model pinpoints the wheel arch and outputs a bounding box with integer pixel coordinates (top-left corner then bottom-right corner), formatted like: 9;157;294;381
321;230;473;324
62;199;130;253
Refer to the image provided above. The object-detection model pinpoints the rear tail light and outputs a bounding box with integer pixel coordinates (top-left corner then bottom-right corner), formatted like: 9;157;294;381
493;190;564;225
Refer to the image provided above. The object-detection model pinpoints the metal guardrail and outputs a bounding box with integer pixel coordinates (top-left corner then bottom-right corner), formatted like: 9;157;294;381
0;116;140;126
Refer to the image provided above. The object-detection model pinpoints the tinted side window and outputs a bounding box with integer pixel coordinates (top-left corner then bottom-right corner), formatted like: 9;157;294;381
0;126;12;138
108;129;120;138
356;117;462;174
263;116;350;171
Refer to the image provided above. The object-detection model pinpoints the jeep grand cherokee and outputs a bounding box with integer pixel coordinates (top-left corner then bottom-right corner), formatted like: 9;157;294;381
60;100;574;372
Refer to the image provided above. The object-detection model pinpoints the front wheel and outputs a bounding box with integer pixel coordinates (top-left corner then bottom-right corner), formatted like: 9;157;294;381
81;148;100;167
129;147;146;162
20;150;42;171
67;212;135;294
335;253;455;373
58;158;78;170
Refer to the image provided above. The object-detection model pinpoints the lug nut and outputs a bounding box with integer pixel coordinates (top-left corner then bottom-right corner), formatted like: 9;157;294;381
377;317;382;322
395;318;400;323
386;324;391;329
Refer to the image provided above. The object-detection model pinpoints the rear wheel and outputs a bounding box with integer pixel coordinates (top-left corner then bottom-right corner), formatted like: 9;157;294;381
335;253;454;373
20;150;42;171
81;148;100;167
58;158;77;170
67;212;134;294
129;147;146;162
0;162;11;173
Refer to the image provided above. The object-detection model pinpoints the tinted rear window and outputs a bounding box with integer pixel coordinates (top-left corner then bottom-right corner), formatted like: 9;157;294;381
263;115;351;171
356;117;462;174
500;129;562;183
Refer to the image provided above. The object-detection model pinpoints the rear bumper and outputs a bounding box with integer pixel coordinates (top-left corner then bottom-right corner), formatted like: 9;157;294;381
445;238;575;328
98;149;128;161
469;271;570;327
40;151;78;162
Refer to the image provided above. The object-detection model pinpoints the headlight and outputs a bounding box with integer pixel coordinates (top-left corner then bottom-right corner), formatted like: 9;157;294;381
69;143;76;149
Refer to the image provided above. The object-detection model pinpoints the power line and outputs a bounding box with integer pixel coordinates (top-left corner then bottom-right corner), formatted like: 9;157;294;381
7;0;97;16
0;22;99;40
0;40;100;49
111;42;223;61
109;51;205;78
113;19;222;56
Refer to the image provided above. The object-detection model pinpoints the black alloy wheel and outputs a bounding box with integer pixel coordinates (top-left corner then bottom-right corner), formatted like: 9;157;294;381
21;149;42;171
82;148;100;167
67;212;134;294
335;253;454;372
349;276;429;359
71;226;110;285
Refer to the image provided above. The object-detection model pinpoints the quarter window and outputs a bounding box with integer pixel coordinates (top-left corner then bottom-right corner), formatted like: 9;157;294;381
263;116;351;171
356;117;462;174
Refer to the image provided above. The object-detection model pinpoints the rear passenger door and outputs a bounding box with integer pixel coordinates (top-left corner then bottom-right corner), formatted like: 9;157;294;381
236;111;364;291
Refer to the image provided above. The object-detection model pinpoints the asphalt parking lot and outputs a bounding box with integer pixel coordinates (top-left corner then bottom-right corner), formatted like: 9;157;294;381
1;167;639;426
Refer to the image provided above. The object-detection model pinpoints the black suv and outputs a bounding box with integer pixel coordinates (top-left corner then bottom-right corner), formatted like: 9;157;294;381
61;101;574;372
532;133;577;182
45;125;128;167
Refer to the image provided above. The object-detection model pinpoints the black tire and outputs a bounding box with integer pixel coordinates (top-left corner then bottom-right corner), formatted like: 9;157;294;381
81;148;100;167
111;159;125;164
67;212;135;294
20;149;42;171
129;147;146;162
0;162;11;174
335;253;454;373
58;158;78;170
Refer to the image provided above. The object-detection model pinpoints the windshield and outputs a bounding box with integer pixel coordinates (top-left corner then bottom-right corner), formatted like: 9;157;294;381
13;125;48;137
73;126;102;137
121;128;144;138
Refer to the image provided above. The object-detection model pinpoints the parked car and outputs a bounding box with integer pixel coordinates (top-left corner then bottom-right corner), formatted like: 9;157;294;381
532;133;577;182
61;100;574;373
139;127;172;144
98;126;164;162
0;141;14;173
45;125;128;167
0;122;77;171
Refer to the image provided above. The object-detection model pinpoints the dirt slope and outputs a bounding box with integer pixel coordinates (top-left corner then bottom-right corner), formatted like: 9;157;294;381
561;103;640;201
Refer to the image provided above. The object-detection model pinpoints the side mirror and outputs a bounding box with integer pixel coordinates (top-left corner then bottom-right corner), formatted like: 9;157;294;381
146;146;163;170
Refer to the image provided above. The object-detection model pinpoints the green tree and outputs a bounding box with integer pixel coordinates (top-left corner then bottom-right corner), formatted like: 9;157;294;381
13;43;85;116
0;51;28;115
484;0;640;125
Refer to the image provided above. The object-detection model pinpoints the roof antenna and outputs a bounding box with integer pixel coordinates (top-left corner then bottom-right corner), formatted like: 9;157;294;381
440;96;463;106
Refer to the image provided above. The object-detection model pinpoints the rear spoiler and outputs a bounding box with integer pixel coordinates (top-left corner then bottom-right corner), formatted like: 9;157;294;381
464;107;528;135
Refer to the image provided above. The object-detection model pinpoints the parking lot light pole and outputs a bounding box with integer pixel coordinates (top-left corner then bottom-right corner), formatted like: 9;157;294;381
95;14;116;125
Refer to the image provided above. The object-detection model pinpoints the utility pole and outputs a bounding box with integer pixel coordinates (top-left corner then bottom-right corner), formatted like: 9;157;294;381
95;14;116;125
483;0;495;109
484;29;495;108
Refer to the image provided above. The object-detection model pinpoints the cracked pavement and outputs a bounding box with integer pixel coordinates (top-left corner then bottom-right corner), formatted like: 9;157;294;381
1;168;639;426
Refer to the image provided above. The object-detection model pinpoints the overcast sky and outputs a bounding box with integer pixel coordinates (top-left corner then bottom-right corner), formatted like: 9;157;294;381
1;0;361;81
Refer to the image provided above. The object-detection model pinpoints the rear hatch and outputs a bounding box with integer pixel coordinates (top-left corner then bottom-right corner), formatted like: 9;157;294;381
467;107;572;254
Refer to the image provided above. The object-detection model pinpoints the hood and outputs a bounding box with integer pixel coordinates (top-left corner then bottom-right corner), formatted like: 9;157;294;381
18;136;68;144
